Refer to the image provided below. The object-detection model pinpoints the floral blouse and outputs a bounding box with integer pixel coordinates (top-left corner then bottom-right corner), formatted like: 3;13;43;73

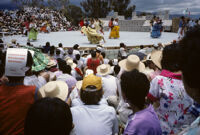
147;70;194;135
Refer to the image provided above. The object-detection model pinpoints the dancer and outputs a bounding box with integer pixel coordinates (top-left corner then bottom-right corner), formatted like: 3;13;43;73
178;16;186;40
109;18;120;39
81;26;105;44
151;17;162;38
28;20;38;41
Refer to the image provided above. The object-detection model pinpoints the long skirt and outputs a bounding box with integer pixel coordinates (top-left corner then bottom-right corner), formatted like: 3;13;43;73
28;28;38;40
109;26;120;39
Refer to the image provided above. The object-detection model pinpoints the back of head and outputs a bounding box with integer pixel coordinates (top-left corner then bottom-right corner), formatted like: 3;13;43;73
24;97;73;135
101;52;106;58
161;43;181;72
120;43;125;48
46;42;50;47
91;50;96;58
140;45;144;49
121;69;150;109
62;65;72;75
73;44;79;50
179;26;200;89
75;54;80;61
58;43;63;48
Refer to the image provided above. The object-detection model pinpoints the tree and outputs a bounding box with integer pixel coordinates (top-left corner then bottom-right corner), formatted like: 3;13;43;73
66;5;84;26
80;0;111;18
47;0;70;10
12;0;44;8
112;0;135;18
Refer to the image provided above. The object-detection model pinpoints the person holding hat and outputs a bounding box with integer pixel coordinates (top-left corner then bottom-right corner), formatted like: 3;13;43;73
147;44;194;134
71;74;118;135
121;69;162;135
97;64;118;99
0;49;41;135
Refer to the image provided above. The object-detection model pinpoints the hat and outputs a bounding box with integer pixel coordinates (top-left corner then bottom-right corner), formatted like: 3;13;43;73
82;74;102;91
97;64;111;76
39;81;68;101
151;50;162;69
119;55;145;72
85;69;94;77
46;59;57;69
66;59;76;69
11;39;16;43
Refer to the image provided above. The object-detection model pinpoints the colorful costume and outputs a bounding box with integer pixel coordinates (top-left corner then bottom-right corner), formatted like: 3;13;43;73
151;22;162;38
81;26;104;44
109;21;120;39
28;23;38;41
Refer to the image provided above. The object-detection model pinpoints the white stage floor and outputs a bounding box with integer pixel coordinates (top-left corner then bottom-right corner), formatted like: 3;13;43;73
4;31;178;47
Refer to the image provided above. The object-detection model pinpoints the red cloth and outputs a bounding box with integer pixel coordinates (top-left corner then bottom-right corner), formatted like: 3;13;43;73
109;21;113;28
0;84;36;135
79;20;84;27
75;67;83;77
87;58;100;74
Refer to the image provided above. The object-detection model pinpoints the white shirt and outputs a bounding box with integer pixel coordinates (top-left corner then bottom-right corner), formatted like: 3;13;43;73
101;75;118;99
77;59;83;69
73;50;80;57
138;49;147;54
120;47;127;57
104;58;109;64
57;47;65;56
24;75;46;89
113;21;118;26
71;104;118;135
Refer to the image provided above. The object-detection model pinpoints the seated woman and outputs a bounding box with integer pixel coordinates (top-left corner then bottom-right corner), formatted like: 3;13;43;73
147;43;195;134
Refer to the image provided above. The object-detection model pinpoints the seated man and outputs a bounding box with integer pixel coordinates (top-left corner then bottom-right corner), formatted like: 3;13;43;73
71;74;118;135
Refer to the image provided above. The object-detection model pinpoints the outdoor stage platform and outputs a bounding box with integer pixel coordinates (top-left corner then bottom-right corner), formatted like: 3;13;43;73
4;31;178;48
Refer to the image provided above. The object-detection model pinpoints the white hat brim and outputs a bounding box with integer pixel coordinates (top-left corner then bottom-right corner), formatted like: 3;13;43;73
119;59;145;72
96;64;111;76
39;81;68;101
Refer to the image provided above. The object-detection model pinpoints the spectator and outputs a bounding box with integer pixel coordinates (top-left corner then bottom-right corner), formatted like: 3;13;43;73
121;69;162;135
87;50;100;74
97;64;118;98
178;26;200;135
24;97;73;135
73;44;80;56
0;49;40;135
57;43;66;57
147;44;194;134
138;45;146;54
119;43;127;59
71;74;118;135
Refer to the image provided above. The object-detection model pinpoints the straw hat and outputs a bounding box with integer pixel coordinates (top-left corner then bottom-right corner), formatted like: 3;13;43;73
119;55;145;72
97;64;111;76
151;50;162;69
39;81;68;101
85;69;94;77
66;59;76;69
46;59;57;69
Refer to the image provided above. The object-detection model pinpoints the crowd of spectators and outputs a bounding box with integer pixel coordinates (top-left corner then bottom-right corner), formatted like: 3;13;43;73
0;24;200;135
0;7;78;36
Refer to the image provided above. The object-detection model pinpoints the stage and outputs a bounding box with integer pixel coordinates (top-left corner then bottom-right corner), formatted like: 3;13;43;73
4;31;178;48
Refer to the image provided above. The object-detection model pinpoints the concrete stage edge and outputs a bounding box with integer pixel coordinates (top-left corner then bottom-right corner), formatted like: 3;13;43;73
4;31;178;48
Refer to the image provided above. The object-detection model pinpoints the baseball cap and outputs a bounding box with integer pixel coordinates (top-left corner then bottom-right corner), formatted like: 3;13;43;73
82;74;102;91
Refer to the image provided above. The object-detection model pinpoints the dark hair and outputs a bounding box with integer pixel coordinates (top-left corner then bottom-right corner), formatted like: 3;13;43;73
121;69;150;109
161;43;181;72
24;97;73;135
68;48;73;55
111;18;114;21
114;65;120;76
140;45;144;49
181;16;185;20
80;86;103;105
120;43;125;48
62;65;71;75
73;44;79;50
46;42;50;47
101;52;106;58
91;51;96;58
58;43;63;48
75;54;80;61
179;26;200;89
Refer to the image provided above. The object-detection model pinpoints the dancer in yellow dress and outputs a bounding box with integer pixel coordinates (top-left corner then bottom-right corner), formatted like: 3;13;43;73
109;18;120;39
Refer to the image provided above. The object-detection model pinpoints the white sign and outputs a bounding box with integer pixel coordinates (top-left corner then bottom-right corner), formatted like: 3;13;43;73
5;48;28;76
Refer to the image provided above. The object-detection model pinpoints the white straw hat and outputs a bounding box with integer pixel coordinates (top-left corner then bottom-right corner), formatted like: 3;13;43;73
46;59;57;69
39;81;68;101
151;50;162;69
119;55;145;72
66;59;77;69
97;64;111;76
